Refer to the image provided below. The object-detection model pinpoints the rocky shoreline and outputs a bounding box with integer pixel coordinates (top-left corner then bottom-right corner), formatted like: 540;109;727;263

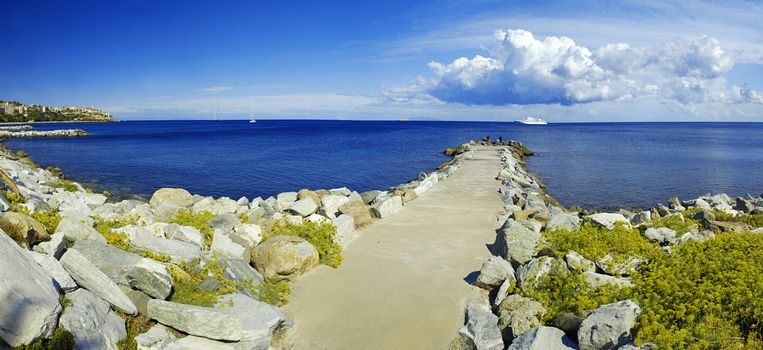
0;139;474;349
0;124;87;138
456;141;763;349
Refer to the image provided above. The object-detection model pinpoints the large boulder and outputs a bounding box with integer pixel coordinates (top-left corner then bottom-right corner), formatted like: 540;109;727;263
0;229;61;347
517;257;568;293
457;299;504;350
29;251;78;292
497;295;546;341
250;235;319;280
495;219;540;265
135;324;177;350
215;293;290;349
587;213;630;230
163;336;236;349
60;289;127;350
369;196;402;219
192;197;239;216
545;213;580;231
0;211;49;247
332;214;355;247
211;231;250;263
73;240;173;299
643;227;677;243
321;195;350;218
507;326;577;350
595;254;644;276
578;300;641;350
60;248;138;315
55;217;105;242
219;259;265;298
147;300;243;341
33;232;67;258
338;200;374;229
564;251;595;273
128;229;201;264
165;224;204;247
149;188;194;209
475;256;516;290
289;198;318;217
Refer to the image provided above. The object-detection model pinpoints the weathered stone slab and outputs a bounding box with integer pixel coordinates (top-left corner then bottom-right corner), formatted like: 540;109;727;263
147;300;243;341
60;289;127;350
60;248;138;315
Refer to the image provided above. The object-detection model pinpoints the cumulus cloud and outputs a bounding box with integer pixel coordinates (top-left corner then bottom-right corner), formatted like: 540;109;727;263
392;29;760;106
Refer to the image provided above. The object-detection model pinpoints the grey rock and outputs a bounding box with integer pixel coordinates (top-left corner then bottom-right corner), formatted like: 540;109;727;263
216;293;289;350
588;213;630;230
60;289;127;350
329;187;352;196
276;191;298;208
55;217;105;243
211;231;249;263
251;235;320;280
332;214;355;246
475;256;516;290
147;300;243;341
458;299;504;350
629;211;651;226
578;300;641;350
165;224;203;247
29;251;78;292
564;251;595;273
321;194;350;218
546;213;580;231
359;190;381;204
219;259;265;297
120;286;151;316
129;229;201;264
595;254;644;276
0;229;61;347
135;324;177;350
507;326;578;350
33;232;67;258
495;219;540;265
517;257;568;293
60;248;138;315
497;294;546;341
583;271;633;288
163;336;236;350
149;188;194;208
369;195;402;218
734;197;754;213
643;227;677;243
289;198;318;217
73;240;173;299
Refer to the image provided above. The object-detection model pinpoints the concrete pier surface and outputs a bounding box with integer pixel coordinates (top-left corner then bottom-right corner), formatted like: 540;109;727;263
285;146;504;349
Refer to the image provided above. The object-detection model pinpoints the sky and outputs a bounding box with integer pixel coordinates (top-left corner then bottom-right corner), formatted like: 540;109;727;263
2;0;762;122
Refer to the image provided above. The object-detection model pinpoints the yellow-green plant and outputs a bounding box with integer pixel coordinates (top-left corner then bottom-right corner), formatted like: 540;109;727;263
270;220;343;268
712;211;763;228
253;277;292;306
542;222;662;263
171;210;215;246
644;213;700;234
10;327;76;350
93;215;138;250
49;180;79;192
115;313;154;350
12;205;62;235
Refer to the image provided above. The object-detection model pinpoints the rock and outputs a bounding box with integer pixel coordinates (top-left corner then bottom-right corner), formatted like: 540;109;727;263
583;271;633;288
359;190;381;204
587;213;630;230
73;240;173;299
321;195;350;217
153;203;182;223
578;300;641;350
338;200;374;229
546;213;580;231
0;192;10;211
60;248;138;315
211;231;250;263
163;336;236;350
289;198;318;217
0;229;61;347
369;195;403;219
564;251;595;273
147;300;243;341
276;192;298;208
629;211;651;226
165;224;203;247
297;189;321;207
733;197;754;213
285;214;302;224
595;254;644;276
643;227;677;243
0;211;49;247
497;295;546;341
219;259;265;295
55;217;105;243
458;299;504;350
711;220;751;232
135;324;177;350
216;293;290;349
332;214;355;246
251;235;319;280
232;223;263;247
517;257;568;293
495;219;541;265
329;187;352;196
192;197;239;215
120;286;151;316
60;289;127;350
33;232;67;258
306;213;330;223
507;326;577;350
128;229;202;264
29;251;78;292
475;256;516;290
150;188;194;208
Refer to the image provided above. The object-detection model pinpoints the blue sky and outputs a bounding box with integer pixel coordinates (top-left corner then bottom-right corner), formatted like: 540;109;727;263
2;0;762;121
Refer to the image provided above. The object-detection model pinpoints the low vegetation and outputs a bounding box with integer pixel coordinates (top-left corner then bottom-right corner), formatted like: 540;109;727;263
9;327;76;350
116;313;154;350
270;220;343;268
12;205;62;235
644;212;700;234
712;210;763;228
542;222;662;263
253;277;292;307
93;216;138;250
171;210;215;246
49;180;79;192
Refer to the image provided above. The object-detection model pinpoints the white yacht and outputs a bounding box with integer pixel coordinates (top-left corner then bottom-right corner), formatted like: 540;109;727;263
249;97;256;123
515;117;548;125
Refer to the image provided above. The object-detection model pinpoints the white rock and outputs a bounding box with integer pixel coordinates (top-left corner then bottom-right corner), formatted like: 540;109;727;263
507;326;577;350
584;271;633;288
332;214;355;247
165;224;204;247
321;195;350;217
306;213;330;223
60;289;127;350
588;213;631;230
33;232;67;258
578;300;641;350
163;336;236;350
147;300;243;341
216;293;289;350
475;256;516;290
643;227;677;243
369;196;402;219
564;251;595;273
211;232;249;263
289;198;318;217
0;229;62;347
29;251;78;292
232;223;263;247
60;248;138;315
128;229;202;264
458;299;503;350
55;217;105;243
135;324;177;350
149;188;194;209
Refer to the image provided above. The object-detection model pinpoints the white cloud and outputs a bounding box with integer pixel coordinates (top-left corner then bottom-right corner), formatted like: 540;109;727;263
199;86;234;93
392;29;761;106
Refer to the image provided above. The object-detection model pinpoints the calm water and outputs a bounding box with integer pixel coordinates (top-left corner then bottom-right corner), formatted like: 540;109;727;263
4;120;763;209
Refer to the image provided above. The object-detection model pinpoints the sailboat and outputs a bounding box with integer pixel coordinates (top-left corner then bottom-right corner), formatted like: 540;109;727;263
213;100;222;121
249;97;256;124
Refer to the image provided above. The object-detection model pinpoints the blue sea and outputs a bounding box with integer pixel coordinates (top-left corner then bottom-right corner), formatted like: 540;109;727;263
4;120;763;209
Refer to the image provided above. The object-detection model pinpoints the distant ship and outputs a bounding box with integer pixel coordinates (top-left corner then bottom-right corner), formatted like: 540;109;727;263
249;97;256;124
398;118;410;122
515;117;547;125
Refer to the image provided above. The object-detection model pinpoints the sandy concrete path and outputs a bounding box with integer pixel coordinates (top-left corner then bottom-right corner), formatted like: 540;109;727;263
285;147;504;350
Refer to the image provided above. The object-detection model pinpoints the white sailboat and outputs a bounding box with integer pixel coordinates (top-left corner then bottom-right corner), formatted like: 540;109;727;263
213;100;221;121
249;98;256;124
515;117;547;125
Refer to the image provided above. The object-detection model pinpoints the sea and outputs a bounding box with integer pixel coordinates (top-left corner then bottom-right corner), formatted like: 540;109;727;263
4;120;763;209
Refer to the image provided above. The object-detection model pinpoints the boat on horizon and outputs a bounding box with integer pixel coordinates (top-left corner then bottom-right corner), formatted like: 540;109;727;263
249;97;256;124
515;117;548;125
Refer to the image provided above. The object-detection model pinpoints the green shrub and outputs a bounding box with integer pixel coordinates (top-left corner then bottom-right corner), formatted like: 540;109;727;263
253;276;292;306
11;327;76;350
168;258;254;307
116;313;154;350
49;180;79;192
524;270;632;322
632;232;763;349
12;206;62;235
644;213;700;234
712;211;763;228
542;223;662;263
93;216;138;250
171;210;215;246
1;190;25;206
271;220;343;268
